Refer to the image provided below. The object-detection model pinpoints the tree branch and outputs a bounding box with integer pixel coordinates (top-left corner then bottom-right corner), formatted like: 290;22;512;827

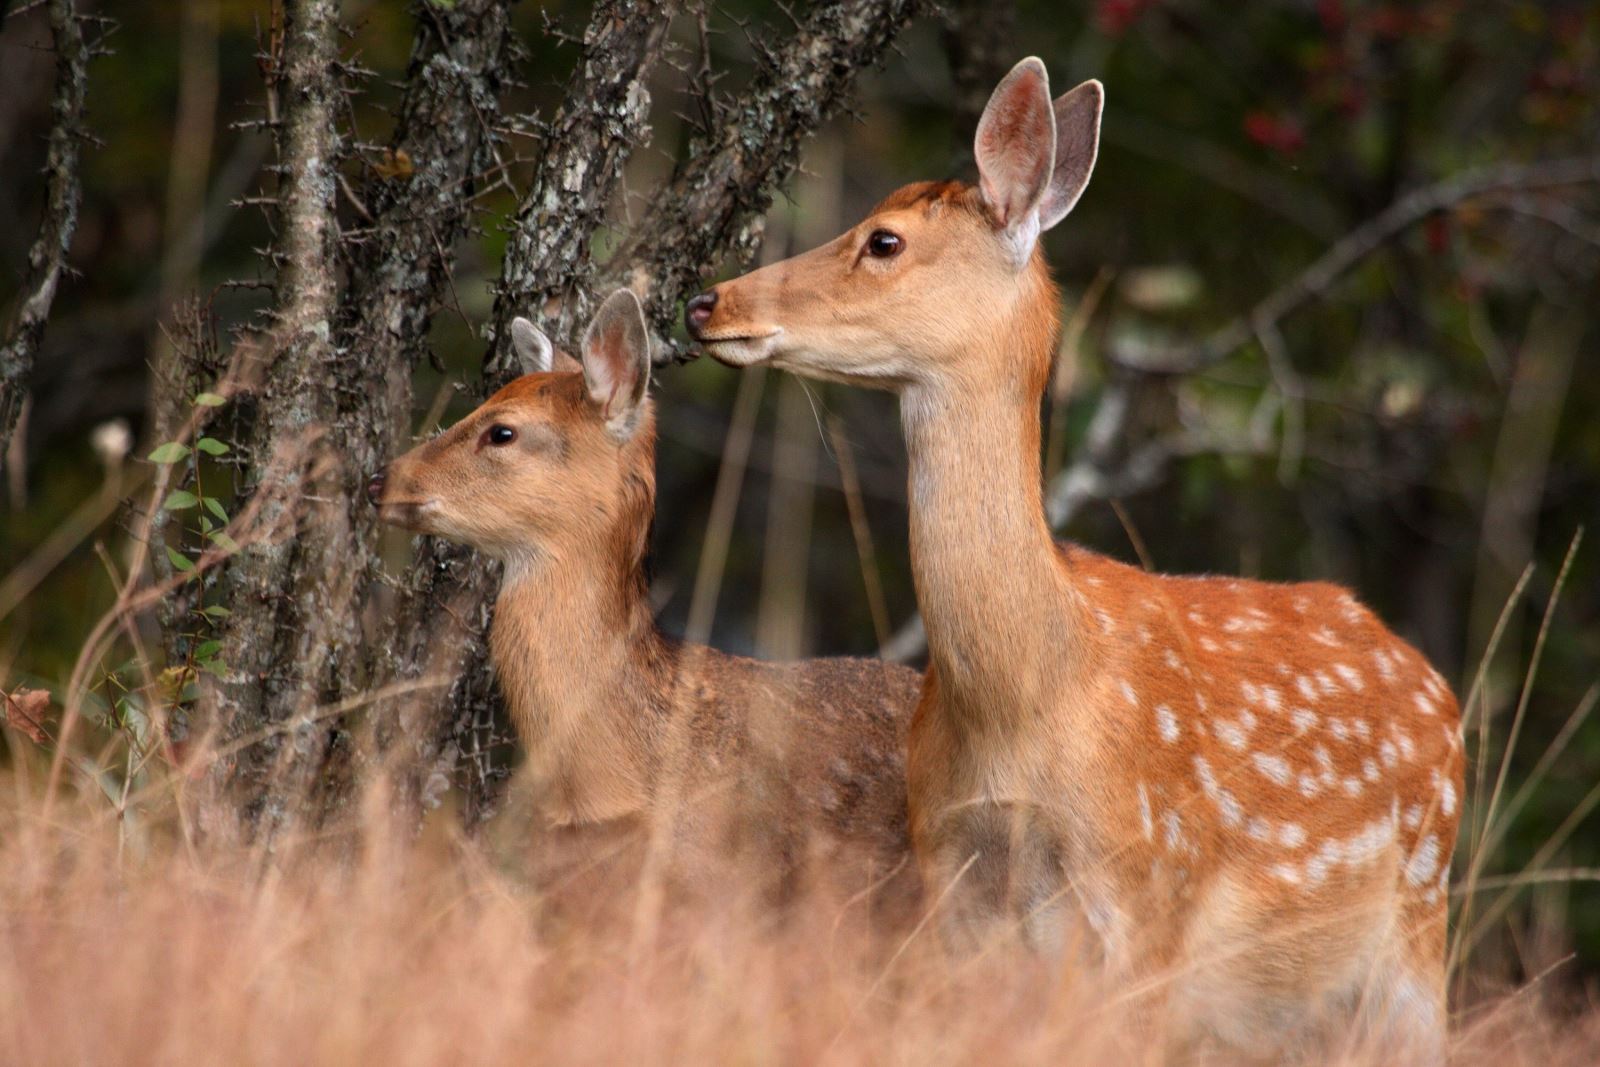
608;0;928;359
1112;154;1600;376
485;0;681;381
0;0;90;456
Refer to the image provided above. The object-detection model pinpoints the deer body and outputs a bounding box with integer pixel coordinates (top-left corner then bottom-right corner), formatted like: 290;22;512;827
373;292;921;912
687;61;1462;1057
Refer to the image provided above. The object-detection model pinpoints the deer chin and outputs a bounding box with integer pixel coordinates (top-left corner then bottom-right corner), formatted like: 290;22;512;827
698;329;782;368
376;498;441;533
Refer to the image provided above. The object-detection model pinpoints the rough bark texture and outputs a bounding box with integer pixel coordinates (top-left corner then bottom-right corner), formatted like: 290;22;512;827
213;0;521;833
609;0;927;356
216;0;349;833
0;0;89;457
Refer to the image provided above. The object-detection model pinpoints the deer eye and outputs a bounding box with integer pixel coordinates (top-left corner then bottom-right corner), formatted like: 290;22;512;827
481;424;517;447
865;229;904;259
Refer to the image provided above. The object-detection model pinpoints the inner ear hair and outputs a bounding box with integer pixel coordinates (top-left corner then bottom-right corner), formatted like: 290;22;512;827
974;56;1057;260
581;289;653;437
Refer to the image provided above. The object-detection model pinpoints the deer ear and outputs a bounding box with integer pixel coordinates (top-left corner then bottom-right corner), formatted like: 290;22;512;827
511;315;581;375
510;317;553;375
1037;79;1103;231
974;56;1056;265
581;290;652;439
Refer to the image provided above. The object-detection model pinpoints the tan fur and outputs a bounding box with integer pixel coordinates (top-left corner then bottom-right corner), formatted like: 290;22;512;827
691;135;1462;1059
375;365;921;917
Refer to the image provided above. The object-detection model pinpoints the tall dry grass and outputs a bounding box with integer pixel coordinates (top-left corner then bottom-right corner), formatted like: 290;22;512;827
1;739;1598;1067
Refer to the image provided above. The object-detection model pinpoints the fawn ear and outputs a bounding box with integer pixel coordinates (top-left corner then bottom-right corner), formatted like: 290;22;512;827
1037;79;1103;231
511;316;581;375
581;290;652;439
510;317;553;375
975;56;1056;266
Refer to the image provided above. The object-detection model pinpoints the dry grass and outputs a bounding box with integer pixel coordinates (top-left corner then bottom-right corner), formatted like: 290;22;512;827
1;759;1597;1067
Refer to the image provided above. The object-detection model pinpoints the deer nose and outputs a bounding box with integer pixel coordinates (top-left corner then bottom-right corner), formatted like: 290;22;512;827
684;290;718;339
366;468;386;505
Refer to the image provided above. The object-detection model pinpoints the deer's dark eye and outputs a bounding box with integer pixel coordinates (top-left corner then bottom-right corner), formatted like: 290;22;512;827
482;424;516;447
865;229;904;259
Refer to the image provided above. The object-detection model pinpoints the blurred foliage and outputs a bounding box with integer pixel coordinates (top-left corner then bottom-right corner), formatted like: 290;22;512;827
2;0;1598;978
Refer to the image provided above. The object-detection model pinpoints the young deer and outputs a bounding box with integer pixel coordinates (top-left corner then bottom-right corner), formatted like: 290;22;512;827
370;290;921;916
685;59;1463;1058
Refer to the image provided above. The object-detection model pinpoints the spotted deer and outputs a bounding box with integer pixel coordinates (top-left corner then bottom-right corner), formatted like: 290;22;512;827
685;59;1463;1058
370;289;921;917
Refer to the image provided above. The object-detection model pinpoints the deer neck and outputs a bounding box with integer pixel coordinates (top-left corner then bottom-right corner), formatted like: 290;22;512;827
900;359;1091;731
490;544;666;825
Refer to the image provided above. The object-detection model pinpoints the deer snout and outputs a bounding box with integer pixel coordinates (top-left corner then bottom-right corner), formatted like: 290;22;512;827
684;290;718;339
366;467;387;506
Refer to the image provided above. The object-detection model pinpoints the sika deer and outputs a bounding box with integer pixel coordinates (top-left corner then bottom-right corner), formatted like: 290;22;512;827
371;290;920;918
685;59;1462;1059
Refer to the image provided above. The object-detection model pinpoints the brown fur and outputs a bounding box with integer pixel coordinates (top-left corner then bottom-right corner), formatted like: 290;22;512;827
376;365;921;919
691;83;1462;1057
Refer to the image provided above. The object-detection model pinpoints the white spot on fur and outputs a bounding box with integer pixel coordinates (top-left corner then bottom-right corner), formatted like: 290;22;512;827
1406;833;1442;887
1279;822;1307;848
1404;804;1423;830
1291;707;1318;733
1372;648;1398;683
1248;816;1270;842
1271;862;1302;885
1295;675;1318;702
1298;773;1320;798
1312;626;1341;647
1413;691;1437;717
1096;608;1116;635
1342;776;1364;797
1260;686;1283;712
1328;718;1351;742
1156;705;1180;744
1362;757;1380;783
1252;752;1293;787
1163;810;1182;851
1334;663;1365;691
1119;679;1139;707
1213;719;1247;751
1200;636;1220;653
1380;739;1400;768
1440;778;1457;817
1137;784;1154;840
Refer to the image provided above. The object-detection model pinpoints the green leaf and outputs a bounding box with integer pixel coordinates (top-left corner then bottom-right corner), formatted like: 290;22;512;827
194;392;227;407
195;437;229;456
203;497;228;522
200;605;231;619
208;531;241;553
198;658;228;678
162;489;199;511
198;516;213;534
194;640;223;660
147;442;191;464
165;546;196;572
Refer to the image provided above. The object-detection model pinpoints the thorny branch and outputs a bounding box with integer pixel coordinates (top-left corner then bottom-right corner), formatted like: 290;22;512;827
0;0;94;457
486;0;680;380
609;0;927;360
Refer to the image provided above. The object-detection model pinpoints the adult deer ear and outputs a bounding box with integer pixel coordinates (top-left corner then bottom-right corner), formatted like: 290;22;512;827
510;316;580;375
1037;79;1103;231
974;56;1056;266
581;290;652;439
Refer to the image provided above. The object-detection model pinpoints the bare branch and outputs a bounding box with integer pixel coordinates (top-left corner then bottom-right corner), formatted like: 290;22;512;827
1113;154;1600;375
486;0;681;379
0;0;91;456
609;0;928;359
